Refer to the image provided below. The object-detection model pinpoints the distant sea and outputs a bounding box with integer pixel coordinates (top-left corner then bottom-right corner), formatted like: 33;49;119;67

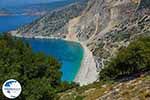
0;0;83;82
0;0;76;33
0;15;38;32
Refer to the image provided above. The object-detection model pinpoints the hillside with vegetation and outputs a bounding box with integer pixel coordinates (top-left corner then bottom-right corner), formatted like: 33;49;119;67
99;36;150;81
0;35;78;100
57;72;150;100
11;0;150;99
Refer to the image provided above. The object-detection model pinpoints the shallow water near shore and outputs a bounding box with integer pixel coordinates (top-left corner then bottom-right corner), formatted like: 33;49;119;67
23;38;84;81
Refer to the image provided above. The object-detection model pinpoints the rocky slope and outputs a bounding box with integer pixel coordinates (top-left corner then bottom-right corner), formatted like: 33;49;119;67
66;0;150;70
14;0;150;84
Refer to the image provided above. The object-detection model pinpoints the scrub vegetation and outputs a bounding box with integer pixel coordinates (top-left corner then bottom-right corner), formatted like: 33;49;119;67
0;34;78;100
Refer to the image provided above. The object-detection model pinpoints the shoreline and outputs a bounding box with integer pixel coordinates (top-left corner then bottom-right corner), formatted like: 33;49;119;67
10;31;98;86
74;43;98;86
10;31;81;43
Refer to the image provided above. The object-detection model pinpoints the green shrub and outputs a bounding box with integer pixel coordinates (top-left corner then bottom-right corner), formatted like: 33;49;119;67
99;36;150;81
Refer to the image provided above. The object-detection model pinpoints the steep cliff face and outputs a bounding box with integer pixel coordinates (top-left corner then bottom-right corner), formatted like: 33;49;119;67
67;0;150;69
69;0;135;41
15;0;150;83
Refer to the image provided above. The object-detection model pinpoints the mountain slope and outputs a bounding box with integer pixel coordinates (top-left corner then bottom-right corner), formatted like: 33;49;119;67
14;0;150;85
16;1;87;37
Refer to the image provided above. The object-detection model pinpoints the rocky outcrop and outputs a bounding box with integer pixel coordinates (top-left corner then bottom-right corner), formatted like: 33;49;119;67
66;0;150;72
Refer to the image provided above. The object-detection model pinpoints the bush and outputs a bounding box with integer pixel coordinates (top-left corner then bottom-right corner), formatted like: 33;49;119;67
99;36;150;81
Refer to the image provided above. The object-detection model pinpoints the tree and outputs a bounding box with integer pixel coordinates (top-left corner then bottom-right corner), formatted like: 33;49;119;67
0;35;62;100
99;36;150;81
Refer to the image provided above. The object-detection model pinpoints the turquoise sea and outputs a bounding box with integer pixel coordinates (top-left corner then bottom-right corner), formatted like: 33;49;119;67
23;38;83;81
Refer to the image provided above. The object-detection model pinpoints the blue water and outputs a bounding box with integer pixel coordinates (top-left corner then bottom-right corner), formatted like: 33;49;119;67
0;15;38;32
23;38;83;81
0;0;77;15
0;0;76;33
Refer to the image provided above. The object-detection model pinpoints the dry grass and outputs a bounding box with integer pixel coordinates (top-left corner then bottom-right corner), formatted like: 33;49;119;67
57;74;150;100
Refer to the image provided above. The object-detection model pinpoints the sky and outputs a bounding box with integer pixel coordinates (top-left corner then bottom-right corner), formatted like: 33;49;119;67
0;0;64;7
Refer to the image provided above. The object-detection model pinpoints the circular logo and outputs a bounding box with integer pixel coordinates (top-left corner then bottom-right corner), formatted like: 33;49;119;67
2;79;22;99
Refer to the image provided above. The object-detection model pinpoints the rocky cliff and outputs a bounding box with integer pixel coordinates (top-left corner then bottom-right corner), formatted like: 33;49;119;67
66;0;150;70
15;0;150;84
